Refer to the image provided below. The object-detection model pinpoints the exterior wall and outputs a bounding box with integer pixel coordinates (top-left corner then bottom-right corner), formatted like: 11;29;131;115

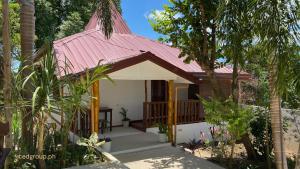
99;79;151;126
198;79;232;98
99;80;190;126
146;122;213;143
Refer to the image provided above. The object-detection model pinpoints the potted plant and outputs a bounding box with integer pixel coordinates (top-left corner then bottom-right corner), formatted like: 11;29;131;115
102;137;112;152
119;107;130;127
158;123;168;143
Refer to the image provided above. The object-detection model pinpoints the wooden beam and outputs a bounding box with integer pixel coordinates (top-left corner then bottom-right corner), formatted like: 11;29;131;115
92;81;100;134
167;80;174;142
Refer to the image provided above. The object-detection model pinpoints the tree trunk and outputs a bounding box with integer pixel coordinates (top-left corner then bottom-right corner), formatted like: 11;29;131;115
2;0;12;152
2;4;12;169
19;0;35;151
231;57;257;160
295;142;300;169
200;63;225;99
269;65;288;169
37;116;46;169
231;57;239;103
2;1;12;167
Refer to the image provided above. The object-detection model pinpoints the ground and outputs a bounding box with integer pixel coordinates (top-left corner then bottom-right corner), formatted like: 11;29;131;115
115;146;224;169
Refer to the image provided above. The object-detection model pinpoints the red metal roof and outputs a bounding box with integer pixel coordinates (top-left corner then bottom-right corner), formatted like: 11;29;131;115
54;7;249;80
85;5;132;34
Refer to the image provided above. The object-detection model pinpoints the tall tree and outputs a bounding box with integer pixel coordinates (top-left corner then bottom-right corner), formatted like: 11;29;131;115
19;0;35;152
217;0;257;160
253;0;300;168
2;0;12;151
150;0;224;98
150;0;256;159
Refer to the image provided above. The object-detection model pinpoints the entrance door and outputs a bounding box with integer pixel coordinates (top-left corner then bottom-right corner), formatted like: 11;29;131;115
151;80;167;101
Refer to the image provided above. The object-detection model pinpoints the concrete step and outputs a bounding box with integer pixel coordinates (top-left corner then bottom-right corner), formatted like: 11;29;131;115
108;132;171;155
110;142;170;155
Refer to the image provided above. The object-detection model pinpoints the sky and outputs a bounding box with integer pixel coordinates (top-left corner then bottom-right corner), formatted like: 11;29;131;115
121;0;170;40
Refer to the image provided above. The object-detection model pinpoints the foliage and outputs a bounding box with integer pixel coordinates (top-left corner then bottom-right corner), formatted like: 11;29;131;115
158;122;167;134
35;0;122;47
55;12;84;39
203;98;253;141
249;107;273;161
149;0;220;65
97;0;122;38
76;132;105;163
119;107;130;121
201;97;253;162
35;0;96;47
0;2;20;87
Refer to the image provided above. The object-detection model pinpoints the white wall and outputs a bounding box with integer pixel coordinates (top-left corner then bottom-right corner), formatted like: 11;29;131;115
100;79;147;126
146;122;213;144
99;80;190;126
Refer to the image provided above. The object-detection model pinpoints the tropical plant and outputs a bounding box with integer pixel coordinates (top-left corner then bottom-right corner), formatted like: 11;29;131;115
76;132;105;163
58;60;111;167
249;107;273;168
217;0;253;103
202;98;253;168
252;1;300;168
158;122;167;134
20;51;59;169
19;0;35;152
119;107;129;121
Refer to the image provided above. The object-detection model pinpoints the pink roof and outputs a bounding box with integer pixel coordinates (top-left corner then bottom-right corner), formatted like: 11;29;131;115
54;7;249;80
85;5;132;34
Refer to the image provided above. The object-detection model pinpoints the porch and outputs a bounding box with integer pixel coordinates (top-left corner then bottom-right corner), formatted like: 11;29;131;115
98;127;170;155
72;99;205;136
141;100;205;129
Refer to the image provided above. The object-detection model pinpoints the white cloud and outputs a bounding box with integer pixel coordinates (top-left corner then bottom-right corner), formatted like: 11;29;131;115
144;9;165;20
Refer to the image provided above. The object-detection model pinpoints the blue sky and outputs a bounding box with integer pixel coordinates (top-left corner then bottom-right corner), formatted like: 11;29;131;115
121;0;170;40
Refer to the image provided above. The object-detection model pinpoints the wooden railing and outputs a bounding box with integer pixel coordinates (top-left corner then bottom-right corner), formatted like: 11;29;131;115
143;100;205;128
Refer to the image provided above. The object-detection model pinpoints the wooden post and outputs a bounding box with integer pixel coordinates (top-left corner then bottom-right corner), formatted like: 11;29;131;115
174;87;178;146
90;86;95;133
167;80;174;142
60;85;64;130
91;81;100;134
145;80;148;102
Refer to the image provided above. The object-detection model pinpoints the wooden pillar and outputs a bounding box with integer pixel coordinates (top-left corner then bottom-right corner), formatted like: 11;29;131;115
145;80;148;102
60;85;64;130
91;80;100;133
174;87;178;146
167;80;174;142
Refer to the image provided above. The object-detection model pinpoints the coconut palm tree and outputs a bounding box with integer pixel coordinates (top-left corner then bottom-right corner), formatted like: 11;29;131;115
18;0;35;151
96;0;121;38
253;0;300;168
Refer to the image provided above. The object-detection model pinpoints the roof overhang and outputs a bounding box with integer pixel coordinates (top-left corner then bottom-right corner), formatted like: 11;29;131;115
191;72;251;81
106;52;200;84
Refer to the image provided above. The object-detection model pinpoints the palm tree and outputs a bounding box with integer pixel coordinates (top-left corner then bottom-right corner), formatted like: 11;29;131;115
96;0;122;38
217;0;257;160
2;0;12;150
253;0;300;168
19;0;35;151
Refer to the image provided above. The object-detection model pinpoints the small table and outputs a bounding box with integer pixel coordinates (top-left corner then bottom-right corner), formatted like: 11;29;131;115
99;107;113;132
